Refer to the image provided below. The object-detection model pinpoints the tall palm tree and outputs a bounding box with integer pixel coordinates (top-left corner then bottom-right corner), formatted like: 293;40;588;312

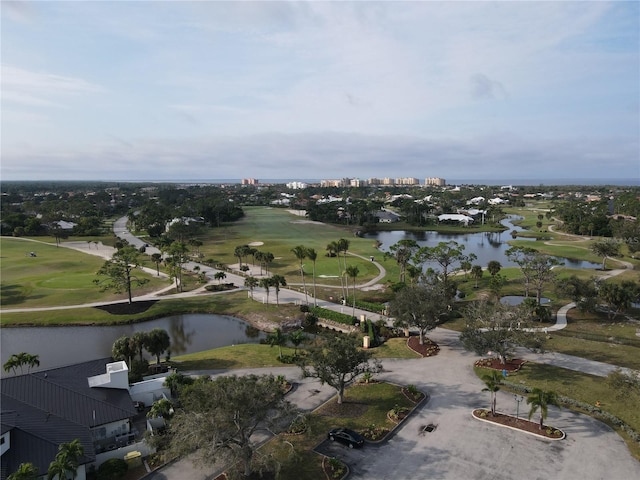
270;275;287;305
291;245;309;304
481;370;502;416
471;265;483;289
337;238;350;299
345;265;359;318
244;276;258;299
151;253;162;276
527;388;561;430
132;331;147;362
8;462;38;480
263;251;275;275
306;247;318;306
259;277;271;304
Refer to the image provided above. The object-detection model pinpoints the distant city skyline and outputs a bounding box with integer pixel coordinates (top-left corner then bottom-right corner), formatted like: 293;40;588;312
2;1;638;182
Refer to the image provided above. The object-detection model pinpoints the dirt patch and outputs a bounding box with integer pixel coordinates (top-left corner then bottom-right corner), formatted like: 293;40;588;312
318;400;369;418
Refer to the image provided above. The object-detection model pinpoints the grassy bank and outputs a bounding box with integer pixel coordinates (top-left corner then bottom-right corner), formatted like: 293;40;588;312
0;291;301;327
475;362;640;460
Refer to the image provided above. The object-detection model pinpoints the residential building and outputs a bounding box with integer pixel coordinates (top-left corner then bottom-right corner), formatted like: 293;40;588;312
1;359;160;480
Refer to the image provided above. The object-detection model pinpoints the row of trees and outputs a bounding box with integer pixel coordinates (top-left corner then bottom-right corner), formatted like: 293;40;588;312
111;329;171;378
3;352;40;375
482;370;560;431
8;439;84;480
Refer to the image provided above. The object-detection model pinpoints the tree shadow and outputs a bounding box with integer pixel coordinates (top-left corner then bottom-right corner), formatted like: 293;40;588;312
93;300;158;315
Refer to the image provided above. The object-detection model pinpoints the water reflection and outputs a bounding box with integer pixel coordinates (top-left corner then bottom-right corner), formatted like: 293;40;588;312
1;314;266;374
364;216;601;270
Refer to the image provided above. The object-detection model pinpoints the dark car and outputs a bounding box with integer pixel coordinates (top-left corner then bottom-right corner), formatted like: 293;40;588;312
328;427;365;448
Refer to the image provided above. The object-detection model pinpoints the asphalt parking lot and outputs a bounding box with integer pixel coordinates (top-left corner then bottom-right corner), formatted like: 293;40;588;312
150;328;640;480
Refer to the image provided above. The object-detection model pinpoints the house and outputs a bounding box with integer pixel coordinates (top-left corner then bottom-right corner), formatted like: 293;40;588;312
1;358;156;480
374;210;401;223
437;214;474;226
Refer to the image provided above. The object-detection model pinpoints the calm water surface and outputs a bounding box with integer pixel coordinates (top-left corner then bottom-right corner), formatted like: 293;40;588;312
1;314;265;374
365;216;601;270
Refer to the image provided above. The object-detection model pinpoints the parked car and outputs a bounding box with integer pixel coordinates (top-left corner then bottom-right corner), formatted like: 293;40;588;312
328;427;365;448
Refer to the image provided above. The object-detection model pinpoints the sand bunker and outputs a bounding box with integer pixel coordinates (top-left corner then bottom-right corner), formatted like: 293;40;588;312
248;241;264;247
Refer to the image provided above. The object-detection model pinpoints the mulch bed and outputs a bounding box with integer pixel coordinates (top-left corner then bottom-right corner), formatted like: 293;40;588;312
472;409;564;439
93;300;158;315
406;336;440;357
474;357;526;372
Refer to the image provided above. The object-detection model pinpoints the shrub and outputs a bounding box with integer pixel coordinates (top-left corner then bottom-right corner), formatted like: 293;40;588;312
97;458;128;480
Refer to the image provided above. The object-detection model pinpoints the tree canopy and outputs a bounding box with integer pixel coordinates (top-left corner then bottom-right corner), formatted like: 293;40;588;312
299;334;381;404
460;301;545;364
94;245;148;304
166;374;296;478
389;283;448;345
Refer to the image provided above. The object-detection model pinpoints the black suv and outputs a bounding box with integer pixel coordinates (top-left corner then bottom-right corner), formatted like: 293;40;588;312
327;427;365;448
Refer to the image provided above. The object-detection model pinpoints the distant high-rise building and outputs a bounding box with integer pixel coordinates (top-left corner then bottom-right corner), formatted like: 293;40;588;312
241;178;259;185
425;177;446;186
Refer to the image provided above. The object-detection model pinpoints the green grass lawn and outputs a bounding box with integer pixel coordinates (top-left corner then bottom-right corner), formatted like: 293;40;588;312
196;207;400;286
0;237;167;308
476;362;640;460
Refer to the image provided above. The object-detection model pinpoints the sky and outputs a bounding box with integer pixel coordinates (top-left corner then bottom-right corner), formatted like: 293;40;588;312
2;0;639;183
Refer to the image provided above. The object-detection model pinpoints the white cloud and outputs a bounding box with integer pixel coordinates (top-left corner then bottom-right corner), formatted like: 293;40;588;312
1;1;637;181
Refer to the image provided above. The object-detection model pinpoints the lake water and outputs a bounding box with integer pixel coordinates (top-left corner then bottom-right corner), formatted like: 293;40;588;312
1;314;265;375
364;216;601;270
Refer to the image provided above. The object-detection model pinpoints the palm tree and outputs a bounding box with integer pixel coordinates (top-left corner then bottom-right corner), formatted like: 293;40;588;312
481;370;502;416
487;260;502;277
527;388;561;430
471;265;483;288
214;271;227;284
8;463;38;480
288;329;307;356
307;247;318;306
151;253;162;276
270;274;287;305
259;277;271;304
48;438;84;480
47;457;72;480
337;238;350;299
57;439;84;466
263;251;275;275
266;328;288;359
132;331;147;362
345;265;359;318
3;353;40;375
147;398;174;419
112;335;136;367
291;245;309;304
244;276;258;299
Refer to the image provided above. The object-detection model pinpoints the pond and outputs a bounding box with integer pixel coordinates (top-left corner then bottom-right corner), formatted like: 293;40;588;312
363;216;601;270
0;314;266;374
500;296;551;306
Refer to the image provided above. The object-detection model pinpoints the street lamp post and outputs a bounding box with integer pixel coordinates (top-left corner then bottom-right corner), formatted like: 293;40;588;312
514;395;524;421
